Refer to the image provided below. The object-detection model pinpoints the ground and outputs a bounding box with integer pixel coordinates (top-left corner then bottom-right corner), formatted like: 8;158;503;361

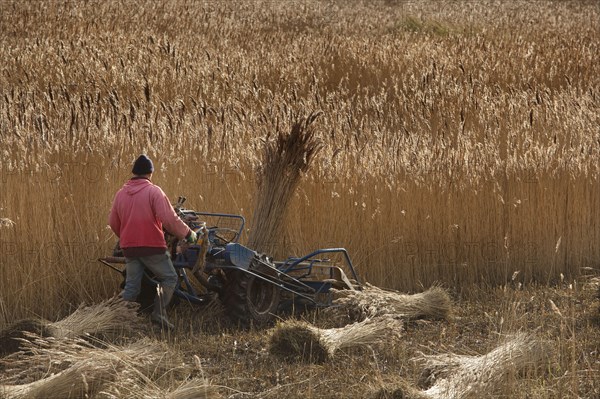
161;279;600;398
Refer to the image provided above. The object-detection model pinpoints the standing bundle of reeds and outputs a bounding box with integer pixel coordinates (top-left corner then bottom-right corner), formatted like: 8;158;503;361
327;284;452;323
0;296;142;357
269;316;402;363
247;112;322;256
373;333;550;399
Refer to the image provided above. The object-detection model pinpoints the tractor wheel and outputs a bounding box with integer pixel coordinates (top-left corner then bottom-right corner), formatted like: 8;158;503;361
221;267;280;327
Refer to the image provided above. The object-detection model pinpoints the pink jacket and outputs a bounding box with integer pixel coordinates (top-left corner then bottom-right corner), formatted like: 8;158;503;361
109;178;190;249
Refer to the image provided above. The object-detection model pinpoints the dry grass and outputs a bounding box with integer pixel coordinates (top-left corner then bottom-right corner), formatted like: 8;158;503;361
0;281;598;398
98;376;219;399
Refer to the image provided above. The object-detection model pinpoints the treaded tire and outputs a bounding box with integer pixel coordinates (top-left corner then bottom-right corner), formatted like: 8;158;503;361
220;265;281;327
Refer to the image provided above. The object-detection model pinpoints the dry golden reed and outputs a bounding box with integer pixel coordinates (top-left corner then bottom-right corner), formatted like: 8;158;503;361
0;0;598;322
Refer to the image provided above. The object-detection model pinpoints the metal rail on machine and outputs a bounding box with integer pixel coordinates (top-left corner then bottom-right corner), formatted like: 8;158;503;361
188;212;245;242
278;248;361;284
218;262;321;305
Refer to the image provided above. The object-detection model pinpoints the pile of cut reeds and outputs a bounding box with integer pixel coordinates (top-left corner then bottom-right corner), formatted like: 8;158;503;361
373;333;550;399
0;335;185;383
0;296;143;357
326;284;452;323
0;335;219;399
0;358;113;399
269;316;402;363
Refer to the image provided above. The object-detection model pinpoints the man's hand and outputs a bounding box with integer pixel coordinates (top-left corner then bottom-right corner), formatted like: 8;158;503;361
186;230;198;244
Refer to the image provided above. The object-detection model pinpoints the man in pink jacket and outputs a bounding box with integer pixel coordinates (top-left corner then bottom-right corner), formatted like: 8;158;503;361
109;154;197;331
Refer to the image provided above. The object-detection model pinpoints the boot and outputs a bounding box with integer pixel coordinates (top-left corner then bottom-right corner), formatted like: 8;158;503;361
151;285;175;331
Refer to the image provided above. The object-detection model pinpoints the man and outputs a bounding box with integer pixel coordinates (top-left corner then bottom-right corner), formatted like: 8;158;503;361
109;154;197;331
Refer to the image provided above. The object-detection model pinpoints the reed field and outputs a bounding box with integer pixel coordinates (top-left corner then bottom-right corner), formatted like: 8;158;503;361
0;1;599;397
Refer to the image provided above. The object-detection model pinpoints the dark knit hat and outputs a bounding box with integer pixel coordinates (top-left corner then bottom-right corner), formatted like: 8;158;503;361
132;154;154;175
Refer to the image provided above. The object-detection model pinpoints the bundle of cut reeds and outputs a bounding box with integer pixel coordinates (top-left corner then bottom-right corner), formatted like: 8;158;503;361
0;358;113;399
327;283;452;323
373;333;549;399
269;316;402;363
0;335;200;399
0;296;142;357
50;296;143;339
420;333;548;398
0;335;186;384
247;112;322;256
